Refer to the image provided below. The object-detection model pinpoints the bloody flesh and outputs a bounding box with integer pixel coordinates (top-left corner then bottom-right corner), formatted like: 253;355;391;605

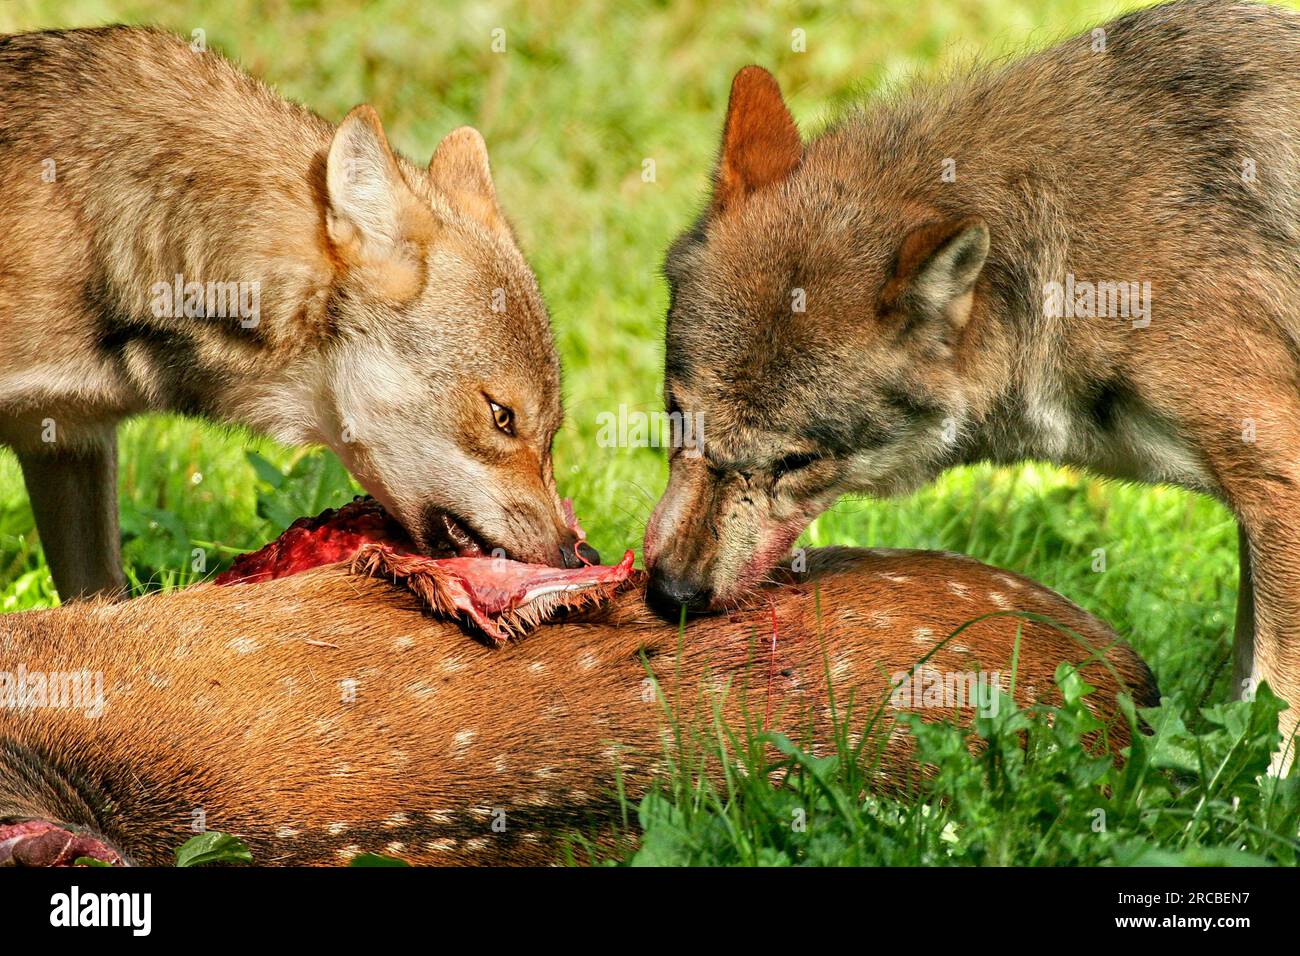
215;497;636;643
0;820;123;867
215;498;417;585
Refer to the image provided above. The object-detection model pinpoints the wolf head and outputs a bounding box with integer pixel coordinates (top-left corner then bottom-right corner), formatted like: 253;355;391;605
644;67;991;615
309;107;593;567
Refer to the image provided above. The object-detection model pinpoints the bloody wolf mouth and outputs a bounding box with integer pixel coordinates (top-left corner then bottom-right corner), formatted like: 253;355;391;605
213;496;549;585
423;506;492;558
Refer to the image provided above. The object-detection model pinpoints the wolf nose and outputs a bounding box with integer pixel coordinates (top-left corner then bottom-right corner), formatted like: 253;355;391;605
646;569;714;620
559;539;601;569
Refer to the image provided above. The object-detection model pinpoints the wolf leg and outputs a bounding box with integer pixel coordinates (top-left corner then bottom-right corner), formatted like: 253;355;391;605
1189;398;1300;774
1232;524;1256;700
16;426;126;601
1226;501;1300;775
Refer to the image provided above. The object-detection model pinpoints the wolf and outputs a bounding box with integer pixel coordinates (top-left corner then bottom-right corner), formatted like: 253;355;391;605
644;0;1300;745
0;26;592;601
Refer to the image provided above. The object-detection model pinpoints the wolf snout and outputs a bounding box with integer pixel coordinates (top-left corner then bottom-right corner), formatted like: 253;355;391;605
646;567;715;620
559;537;601;569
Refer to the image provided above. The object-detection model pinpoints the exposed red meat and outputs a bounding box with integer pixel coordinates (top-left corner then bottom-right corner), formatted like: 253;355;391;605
0;820;122;867
214;496;635;643
215;497;415;585
350;547;637;643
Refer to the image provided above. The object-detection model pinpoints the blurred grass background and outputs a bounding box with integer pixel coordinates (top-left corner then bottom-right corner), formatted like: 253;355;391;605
0;0;1288;717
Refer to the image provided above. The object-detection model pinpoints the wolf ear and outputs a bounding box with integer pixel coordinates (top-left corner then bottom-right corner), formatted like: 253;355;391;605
326;106;433;295
428;126;509;236
881;218;989;346
712;66;802;214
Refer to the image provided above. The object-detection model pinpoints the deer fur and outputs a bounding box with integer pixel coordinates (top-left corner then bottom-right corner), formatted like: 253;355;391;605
0;547;1156;865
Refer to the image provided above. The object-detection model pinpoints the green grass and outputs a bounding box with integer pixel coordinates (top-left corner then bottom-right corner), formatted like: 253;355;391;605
605;661;1300;866
3;0;1298;865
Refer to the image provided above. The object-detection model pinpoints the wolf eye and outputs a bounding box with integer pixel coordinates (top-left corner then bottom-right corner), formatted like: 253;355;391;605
773;452;819;480
488;400;515;436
